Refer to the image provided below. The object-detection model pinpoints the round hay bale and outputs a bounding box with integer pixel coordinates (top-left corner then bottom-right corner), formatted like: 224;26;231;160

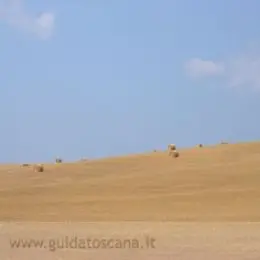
172;150;179;158
168;144;176;151
198;144;203;147
168;150;179;158
221;141;228;145
21;163;30;167
33;164;44;172
55;158;62;163
80;158;88;162
168;144;176;155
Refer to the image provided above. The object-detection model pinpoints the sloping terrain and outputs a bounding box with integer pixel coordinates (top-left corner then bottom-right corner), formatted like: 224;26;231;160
0;142;260;221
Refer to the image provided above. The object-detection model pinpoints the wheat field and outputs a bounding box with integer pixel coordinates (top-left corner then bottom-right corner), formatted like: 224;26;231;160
0;141;260;221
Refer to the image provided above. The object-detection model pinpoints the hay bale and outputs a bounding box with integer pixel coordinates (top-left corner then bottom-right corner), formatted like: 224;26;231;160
55;158;63;163
168;149;179;158
168;144;176;151
80;158;88;162
168;144;176;156
33;164;44;172
21;163;30;167
221;141;228;144
198;144;203;147
169;150;179;158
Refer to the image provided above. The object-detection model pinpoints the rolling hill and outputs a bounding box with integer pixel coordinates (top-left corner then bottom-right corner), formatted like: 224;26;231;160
0;141;260;221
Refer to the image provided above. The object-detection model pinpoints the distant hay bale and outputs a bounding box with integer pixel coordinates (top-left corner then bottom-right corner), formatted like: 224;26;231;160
55;158;63;164
80;158;88;162
198;144;203;147
171;150;179;158
168;144;176;156
168;149;179;158
33;164;44;172
21;163;30;167
153;149;157;152
221;141;228;145
168;144;176;151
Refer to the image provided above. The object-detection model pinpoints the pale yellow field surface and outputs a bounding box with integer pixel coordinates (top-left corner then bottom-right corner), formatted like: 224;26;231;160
0;141;260;222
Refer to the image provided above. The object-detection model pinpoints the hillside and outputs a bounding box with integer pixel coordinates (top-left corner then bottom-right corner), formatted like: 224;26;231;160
0;141;260;221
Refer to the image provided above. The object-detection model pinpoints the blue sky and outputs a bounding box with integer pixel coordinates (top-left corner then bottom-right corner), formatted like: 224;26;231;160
0;0;259;163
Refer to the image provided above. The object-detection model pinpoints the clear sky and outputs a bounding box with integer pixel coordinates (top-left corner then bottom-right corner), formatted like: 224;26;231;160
0;0;259;163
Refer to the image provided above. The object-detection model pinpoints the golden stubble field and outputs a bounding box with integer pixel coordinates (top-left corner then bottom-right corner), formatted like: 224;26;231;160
0;141;260;221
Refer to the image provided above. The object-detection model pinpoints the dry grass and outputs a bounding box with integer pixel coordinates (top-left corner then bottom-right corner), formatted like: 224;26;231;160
0;141;260;221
